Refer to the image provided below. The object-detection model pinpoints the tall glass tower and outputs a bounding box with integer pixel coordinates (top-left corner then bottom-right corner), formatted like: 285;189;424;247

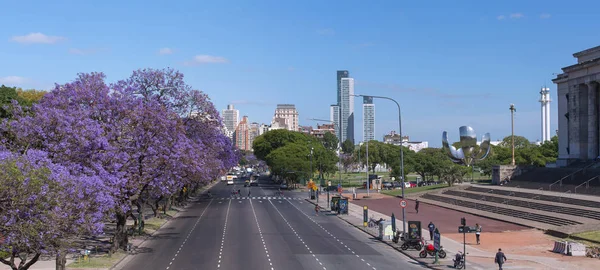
340;77;355;144
363;96;375;142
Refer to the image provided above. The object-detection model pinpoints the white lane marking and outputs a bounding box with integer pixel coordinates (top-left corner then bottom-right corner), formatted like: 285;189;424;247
250;195;275;270
269;200;326;270
287;199;376;270
217;198;232;269
165;198;213;270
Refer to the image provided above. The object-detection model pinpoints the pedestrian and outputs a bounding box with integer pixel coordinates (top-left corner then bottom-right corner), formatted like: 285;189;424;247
495;248;507;270
238;189;241;198
315;204;319;216
415;199;420;214
428;221;435;240
248;190;251;197
475;223;482;245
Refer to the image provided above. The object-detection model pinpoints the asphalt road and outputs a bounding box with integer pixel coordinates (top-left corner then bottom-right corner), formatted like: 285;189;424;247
115;176;426;270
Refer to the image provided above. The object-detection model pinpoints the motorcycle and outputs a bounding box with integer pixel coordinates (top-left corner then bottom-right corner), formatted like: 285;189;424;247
453;253;465;269
419;242;446;258
398;233;423;251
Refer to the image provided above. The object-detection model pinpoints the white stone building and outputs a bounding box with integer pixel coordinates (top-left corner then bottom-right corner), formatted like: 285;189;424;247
272;104;299;132
553;45;600;166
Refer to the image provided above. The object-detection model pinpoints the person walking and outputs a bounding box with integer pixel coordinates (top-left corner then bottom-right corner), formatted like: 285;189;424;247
428;221;435;240
475;223;482;245
415;199;420;214
315;204;320;216
495;248;507;270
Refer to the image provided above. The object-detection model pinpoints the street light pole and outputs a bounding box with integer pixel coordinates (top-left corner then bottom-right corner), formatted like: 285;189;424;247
510;104;516;166
353;94;406;234
366;140;370;197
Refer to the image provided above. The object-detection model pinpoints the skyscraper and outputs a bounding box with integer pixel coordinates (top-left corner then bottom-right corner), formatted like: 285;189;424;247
363;96;375;142
235;116;250;151
337;70;349;105
330;104;340;141
340;77;355;144
222;104;239;139
273;104;299;131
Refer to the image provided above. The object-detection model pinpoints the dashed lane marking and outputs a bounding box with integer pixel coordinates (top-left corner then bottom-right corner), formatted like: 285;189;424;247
165;198;213;270
287;199;377;270
269;200;326;270
250;195;275;270
217;198;232;269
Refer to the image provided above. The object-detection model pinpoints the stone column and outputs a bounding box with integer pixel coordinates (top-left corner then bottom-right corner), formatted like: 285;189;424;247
569;84;580;158
589;82;599;159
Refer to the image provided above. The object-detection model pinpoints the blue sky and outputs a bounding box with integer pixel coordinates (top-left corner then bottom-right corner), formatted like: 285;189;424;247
1;0;599;147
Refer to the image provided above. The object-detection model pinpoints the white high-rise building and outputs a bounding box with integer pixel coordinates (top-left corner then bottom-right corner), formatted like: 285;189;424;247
330;104;340;140
272;104;299;131
222;104;239;139
340;77;355;144
363;96;375;142
539;87;551;142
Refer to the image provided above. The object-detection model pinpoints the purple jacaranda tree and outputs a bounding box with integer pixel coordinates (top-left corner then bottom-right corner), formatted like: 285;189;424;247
0;150;111;270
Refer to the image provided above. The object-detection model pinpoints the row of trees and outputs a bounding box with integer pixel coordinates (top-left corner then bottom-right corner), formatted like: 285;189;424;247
256;129;559;188
0;69;239;270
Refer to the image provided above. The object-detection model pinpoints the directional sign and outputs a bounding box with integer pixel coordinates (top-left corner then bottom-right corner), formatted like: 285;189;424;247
400;200;407;208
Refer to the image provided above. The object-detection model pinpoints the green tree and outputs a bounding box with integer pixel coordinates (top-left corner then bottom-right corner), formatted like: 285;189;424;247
341;139;354;154
440;164;470;186
499;135;531;149
252;129;311;161
266;142;311;187
0;85;18;118
321;132;339;151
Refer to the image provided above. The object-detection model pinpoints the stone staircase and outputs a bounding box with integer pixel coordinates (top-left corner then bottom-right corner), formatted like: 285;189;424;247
417;184;600;232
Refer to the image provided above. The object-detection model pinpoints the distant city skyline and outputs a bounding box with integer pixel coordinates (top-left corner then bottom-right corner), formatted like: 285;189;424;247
10;1;600;147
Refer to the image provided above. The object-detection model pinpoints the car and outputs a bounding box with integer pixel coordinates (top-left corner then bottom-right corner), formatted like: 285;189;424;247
382;181;393;190
227;180;234;185
250;181;258;187
280;183;288;190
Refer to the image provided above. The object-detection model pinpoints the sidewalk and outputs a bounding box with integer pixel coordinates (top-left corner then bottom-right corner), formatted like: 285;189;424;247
309;194;576;270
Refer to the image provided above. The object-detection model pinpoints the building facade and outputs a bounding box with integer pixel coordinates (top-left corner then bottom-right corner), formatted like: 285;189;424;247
222;104;239;139
553;45;600;166
330;104;340;140
383;131;428;152
248;122;260;151
363;96;375;142
273;104;299;131
312;124;335;139
235;116;250;151
340;77;355;144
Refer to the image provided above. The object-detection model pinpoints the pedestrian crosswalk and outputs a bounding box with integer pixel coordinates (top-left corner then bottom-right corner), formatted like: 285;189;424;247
214;197;304;201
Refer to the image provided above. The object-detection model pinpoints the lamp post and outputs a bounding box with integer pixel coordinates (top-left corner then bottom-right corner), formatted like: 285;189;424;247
352;94;406;234
510;104;516;166
366;140;370;197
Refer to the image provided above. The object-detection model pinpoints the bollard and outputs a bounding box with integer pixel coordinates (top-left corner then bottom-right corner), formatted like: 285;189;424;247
363;205;368;227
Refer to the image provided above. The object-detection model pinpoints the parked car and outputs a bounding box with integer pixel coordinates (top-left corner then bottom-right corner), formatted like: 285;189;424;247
382;181;393;190
392;182;402;189
280;183;288;190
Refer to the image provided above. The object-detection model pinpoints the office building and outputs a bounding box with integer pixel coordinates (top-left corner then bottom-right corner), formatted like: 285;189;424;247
340;77;355;144
363;96;375;142
235;116;250;151
330;104;340;140
272;104;299;131
222;104;239;139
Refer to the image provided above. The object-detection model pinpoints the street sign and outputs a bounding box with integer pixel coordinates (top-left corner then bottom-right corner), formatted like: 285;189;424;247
433;228;441;250
400;200;407;208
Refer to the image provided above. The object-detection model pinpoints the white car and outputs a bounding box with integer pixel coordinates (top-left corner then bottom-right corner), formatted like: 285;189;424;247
227;180;234;185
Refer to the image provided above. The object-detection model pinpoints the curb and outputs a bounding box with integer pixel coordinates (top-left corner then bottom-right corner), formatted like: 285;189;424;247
303;198;441;270
109;180;220;270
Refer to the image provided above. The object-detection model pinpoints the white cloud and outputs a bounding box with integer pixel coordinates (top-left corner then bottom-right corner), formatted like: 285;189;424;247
316;28;335;36
184;55;229;65
10;32;65;44
0;76;27;85
159;48;173;55
497;15;506;20
540;13;551;19
510;13;524;19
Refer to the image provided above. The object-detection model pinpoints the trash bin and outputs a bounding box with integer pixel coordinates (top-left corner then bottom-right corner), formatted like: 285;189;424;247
338;198;348;214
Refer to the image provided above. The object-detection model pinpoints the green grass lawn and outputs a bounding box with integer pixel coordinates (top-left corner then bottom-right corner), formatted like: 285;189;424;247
68;251;125;268
571;230;600;244
381;184;448;196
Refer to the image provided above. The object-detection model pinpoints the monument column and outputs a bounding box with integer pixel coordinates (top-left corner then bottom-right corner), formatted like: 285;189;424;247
589;82;599;159
569;84;580;158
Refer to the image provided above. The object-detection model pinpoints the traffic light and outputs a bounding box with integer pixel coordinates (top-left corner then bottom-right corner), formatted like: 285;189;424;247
461;217;466;226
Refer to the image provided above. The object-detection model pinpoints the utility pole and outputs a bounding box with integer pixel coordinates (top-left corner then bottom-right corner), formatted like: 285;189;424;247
366;140;370;197
510;104;516;166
